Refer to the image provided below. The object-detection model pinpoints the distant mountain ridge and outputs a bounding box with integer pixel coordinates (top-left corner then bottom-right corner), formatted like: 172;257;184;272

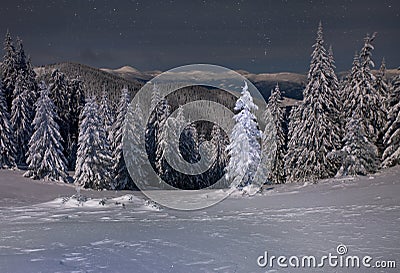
101;65;399;102
34;63;400;106
100;65;308;103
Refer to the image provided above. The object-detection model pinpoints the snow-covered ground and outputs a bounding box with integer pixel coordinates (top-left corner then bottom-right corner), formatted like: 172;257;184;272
0;167;399;273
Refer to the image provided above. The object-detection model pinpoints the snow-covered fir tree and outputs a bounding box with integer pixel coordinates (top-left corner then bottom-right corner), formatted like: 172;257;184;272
24;82;68;182
146;84;163;169
337;113;379;176
283;104;301;181
99;88;114;141
150;83;162;110
341;52;361;118
15;38;27;71
179;122;200;165
0;81;16;169
15;39;38;115
386;72;400;110
66;77;85;169
327;45;343;134
225;81;261;188
381;74;400;168
264;83;286;184
350;33;385;144
375;58;389;101
158;106;187;186
124;101;148;187
112;87;136;190
49;69;71;152
1;31;18;111
25;56;38;103
146;84;170;177
11;70;33;164
285;22;341;182
210;124;229;184
327;45;340;95
74;97;113;190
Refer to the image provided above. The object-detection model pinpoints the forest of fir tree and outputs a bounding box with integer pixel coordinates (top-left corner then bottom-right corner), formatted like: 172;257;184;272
0;22;399;191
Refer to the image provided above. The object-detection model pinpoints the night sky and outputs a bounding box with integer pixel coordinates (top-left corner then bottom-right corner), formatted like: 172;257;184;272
0;0;399;73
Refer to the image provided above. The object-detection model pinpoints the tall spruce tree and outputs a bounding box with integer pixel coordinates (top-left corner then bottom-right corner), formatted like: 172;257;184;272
1;31;18;111
0;81;16;169
355;33;385;143
342;52;361;118
157;106;187;187
14;38;37;107
112;87;135;190
154;98;172;177
49;69;70;153
264;83;286;184
11;70;33;164
74;97;113;190
124;101;148;188
146;84;170;177
99;88;114;141
24;82;68;182
225;81;261;188
327;45;343;138
146;84;165;172
66;77;85;169
284;22;341;182
284;104;302;182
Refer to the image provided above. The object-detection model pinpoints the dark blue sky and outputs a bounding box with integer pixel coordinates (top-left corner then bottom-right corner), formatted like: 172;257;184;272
0;0;399;73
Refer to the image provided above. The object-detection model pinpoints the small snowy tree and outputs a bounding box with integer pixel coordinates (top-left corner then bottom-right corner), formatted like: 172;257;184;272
225;81;261;188
0;81;16;168
74;97;113;190
337;113;378;176
112;87;135;190
24;82;68;182
264;83;286;184
11;71;33;165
